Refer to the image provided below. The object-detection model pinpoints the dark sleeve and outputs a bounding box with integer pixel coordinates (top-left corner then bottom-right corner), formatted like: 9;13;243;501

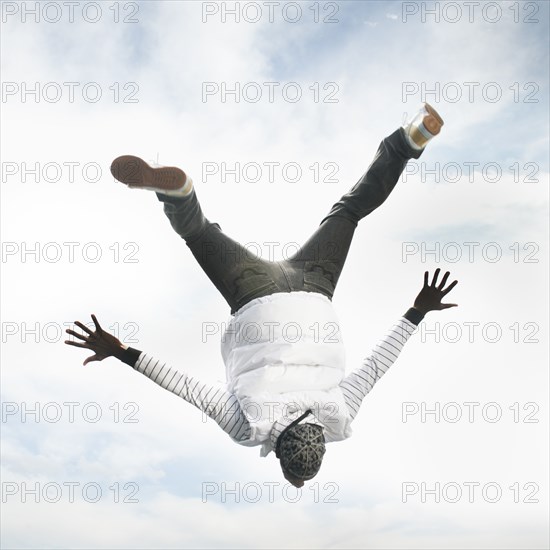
114;346;143;367
403;307;425;326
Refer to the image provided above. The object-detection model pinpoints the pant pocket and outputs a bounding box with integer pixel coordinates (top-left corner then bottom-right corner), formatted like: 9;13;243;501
230;267;280;307
303;260;338;296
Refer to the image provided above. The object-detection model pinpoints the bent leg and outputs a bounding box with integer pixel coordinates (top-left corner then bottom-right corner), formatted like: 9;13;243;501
157;190;289;314
282;128;423;298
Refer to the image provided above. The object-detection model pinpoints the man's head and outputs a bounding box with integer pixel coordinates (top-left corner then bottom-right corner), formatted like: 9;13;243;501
276;422;326;487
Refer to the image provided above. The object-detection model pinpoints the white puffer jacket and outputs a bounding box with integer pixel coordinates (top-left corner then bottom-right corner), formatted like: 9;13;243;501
221;291;353;455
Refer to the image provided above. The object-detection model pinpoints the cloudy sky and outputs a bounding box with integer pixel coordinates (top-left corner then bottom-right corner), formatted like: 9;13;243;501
1;0;548;548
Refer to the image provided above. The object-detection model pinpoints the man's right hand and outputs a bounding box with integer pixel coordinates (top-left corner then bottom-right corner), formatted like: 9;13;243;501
65;314;125;365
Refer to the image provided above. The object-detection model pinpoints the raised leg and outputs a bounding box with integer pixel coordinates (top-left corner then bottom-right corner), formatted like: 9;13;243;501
280;128;423;299
111;155;291;314
157;190;290;314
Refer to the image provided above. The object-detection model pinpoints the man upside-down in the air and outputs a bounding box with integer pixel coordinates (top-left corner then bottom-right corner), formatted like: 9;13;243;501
66;104;458;488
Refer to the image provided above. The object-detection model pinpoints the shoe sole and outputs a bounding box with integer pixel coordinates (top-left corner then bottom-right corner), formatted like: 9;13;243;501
110;155;187;190
424;103;444;135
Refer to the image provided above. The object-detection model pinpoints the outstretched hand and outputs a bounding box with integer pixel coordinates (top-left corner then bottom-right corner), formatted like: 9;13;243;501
64;314;124;365
413;269;458;314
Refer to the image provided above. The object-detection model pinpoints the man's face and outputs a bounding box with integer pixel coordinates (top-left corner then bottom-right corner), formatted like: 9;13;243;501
283;469;305;488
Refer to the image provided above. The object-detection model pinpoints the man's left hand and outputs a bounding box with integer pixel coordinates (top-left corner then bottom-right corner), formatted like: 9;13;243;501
413;269;458;315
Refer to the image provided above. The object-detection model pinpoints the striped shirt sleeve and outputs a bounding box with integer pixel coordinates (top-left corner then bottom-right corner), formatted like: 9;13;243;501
339;317;417;421
133;353;251;442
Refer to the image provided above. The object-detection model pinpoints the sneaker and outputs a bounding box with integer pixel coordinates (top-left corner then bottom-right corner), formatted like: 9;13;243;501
403;103;444;150
110;155;193;196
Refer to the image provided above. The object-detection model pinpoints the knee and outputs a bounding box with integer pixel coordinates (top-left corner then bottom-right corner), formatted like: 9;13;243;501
367;188;387;210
